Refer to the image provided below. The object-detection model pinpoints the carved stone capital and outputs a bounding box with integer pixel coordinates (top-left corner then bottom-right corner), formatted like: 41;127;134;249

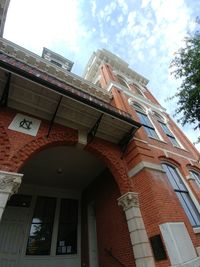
0;171;23;195
118;192;139;211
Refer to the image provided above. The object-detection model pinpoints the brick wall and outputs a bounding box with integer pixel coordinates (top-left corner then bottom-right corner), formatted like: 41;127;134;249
82;169;135;267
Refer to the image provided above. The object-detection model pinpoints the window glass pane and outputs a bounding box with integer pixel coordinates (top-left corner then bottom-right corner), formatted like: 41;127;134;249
159;122;171;136
159;122;180;147
26;196;56;255
137;112;153;128
191;171;200;187
169;136;180;147
162;164;180;190
170;167;186;191
165;164;186;191
27;224;53;255
33;196;56;223
163;164;200;228
56;199;78;255
136;111;158;139
176;192;200;227
147;127;159;139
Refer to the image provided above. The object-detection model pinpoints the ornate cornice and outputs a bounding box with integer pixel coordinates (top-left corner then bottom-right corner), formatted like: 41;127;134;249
118;192;139;210
0;171;23;195
0;38;111;102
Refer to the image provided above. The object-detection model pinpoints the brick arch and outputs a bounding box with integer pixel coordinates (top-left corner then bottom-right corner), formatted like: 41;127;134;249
86;138;132;194
8;131;131;194
8;130;77;172
158;155;182;169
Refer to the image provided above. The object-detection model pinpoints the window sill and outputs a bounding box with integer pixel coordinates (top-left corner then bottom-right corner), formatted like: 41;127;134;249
149;136;167;144
193;227;200;234
173;145;188;152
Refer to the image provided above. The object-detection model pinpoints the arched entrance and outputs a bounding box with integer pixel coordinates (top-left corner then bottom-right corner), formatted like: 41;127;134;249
0;143;134;267
0;145;106;267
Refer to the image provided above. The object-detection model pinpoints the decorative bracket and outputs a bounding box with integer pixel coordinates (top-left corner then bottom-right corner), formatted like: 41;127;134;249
88;113;103;142
119;126;138;158
47;95;63;137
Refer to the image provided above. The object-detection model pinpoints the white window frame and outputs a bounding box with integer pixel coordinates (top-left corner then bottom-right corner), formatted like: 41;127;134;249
132;102;162;141
162;163;200;229
190;170;200;187
152;111;183;149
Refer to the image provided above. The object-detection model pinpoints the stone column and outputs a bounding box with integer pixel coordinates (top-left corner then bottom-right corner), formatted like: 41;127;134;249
0;170;23;221
118;192;155;267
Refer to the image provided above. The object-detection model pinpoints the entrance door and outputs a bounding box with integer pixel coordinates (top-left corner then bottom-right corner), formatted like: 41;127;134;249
0;195;31;267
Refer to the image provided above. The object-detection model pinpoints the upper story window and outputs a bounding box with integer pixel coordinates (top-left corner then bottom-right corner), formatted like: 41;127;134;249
95;80;102;88
133;102;159;139
190;170;200;187
50;59;62;68
117;75;129;89
154;112;180;147
132;82;143;96
162;163;200;228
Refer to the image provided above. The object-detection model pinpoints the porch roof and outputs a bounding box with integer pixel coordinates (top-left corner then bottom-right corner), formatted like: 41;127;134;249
0;49;141;147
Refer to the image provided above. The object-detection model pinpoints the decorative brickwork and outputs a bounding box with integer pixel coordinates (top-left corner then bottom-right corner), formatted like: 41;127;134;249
0;124;11;165
0;110;131;195
8;130;78;172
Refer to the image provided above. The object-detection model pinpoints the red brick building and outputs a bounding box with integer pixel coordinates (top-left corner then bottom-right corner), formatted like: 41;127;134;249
0;33;200;267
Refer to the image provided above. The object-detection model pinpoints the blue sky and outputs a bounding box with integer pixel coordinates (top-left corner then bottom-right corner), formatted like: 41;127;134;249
3;0;200;150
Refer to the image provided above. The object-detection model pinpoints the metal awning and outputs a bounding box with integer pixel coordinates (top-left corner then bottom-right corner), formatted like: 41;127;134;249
0;52;141;149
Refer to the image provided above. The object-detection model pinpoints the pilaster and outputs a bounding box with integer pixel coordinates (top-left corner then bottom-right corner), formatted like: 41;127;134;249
0;170;23;221
118;192;155;267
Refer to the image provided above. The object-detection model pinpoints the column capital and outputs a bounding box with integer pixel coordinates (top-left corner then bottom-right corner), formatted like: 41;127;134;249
0;170;23;195
118;192;139;210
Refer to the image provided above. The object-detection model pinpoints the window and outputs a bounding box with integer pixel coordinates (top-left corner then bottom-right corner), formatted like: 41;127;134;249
50;59;62;68
136;111;159;139
154;112;180;147
190;171;200;187
26;196;56;255
56;199;78;255
117;75;129;89
26;196;79;256
162;164;200;228
159;122;180;147
132;83;143;95
133;103;158;139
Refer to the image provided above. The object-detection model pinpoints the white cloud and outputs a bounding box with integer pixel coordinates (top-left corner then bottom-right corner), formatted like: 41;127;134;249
90;0;97;17
4;0;86;54
117;0;128;15
117;15;124;24
141;0;151;8
101;37;108;44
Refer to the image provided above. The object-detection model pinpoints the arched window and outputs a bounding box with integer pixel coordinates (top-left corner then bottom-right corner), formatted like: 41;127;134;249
95;80;102;88
117;75;129;89
162;163;200;228
133;102;159;139
132;83;143;95
154;112;180;147
190;170;200;187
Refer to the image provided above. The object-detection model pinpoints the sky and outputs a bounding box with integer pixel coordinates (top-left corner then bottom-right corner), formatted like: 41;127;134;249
3;0;200;151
